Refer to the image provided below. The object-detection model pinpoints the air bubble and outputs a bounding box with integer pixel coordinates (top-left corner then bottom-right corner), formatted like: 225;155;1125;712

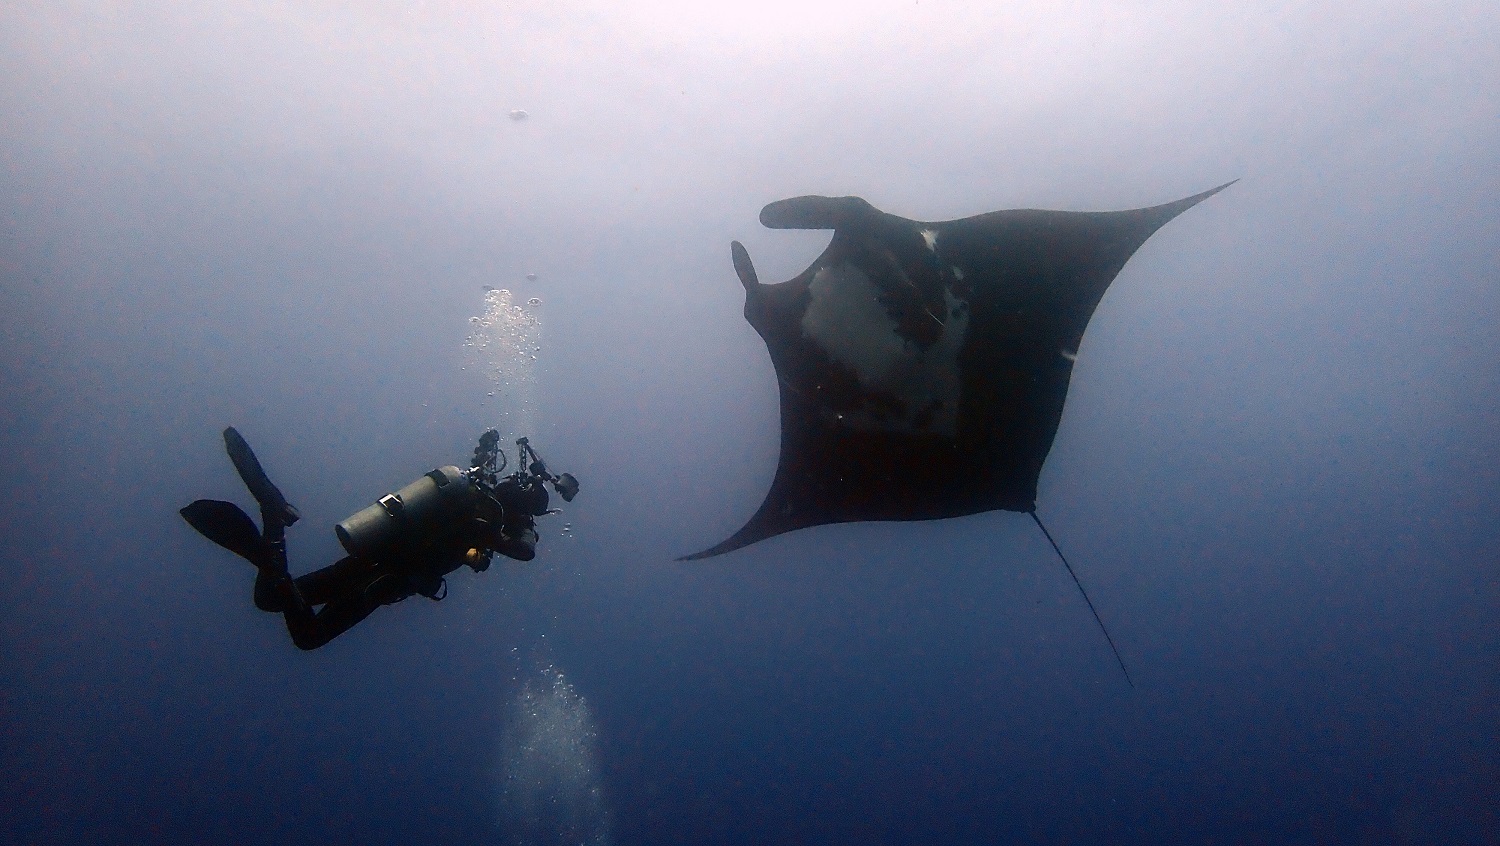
499;666;609;841
464;287;542;439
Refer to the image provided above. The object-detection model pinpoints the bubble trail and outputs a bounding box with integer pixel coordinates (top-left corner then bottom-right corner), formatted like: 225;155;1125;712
497;665;612;846
464;288;542;442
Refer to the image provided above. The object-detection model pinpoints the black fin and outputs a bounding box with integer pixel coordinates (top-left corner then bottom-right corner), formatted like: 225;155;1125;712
729;241;760;291
758;195;873;230
180;499;271;565
223;427;300;526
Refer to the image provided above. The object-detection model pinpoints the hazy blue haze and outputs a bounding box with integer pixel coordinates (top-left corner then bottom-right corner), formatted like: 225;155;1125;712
3;3;1496;843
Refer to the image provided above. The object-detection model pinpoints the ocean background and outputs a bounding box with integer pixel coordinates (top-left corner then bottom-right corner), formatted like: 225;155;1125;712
3;3;1496;844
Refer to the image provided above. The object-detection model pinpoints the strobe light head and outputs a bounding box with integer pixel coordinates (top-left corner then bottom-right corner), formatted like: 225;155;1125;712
552;472;579;502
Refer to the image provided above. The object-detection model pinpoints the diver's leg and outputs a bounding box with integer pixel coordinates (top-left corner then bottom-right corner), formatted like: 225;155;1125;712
254;569;288;612
256;556;373;611
242;513;339;648
280;590;382;651
278;563;411;650
296;556;378;604
248;567;326;648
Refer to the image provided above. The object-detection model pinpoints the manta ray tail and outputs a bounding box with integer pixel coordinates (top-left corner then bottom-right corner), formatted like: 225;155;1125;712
1030;511;1134;689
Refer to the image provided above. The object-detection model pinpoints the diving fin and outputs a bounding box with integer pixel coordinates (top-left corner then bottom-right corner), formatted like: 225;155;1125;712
223;427;300;527
180;499;272;565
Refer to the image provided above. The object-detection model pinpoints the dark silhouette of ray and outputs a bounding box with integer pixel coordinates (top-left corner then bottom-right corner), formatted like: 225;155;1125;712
685;182;1234;560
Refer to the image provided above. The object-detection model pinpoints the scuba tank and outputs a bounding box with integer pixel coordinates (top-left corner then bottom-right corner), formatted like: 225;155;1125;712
335;466;480;560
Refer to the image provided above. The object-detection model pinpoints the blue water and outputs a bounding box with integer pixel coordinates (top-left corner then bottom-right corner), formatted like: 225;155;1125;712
3;4;1497;844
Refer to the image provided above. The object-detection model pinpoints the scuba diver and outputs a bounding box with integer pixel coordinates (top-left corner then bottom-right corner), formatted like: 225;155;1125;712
181;427;579;650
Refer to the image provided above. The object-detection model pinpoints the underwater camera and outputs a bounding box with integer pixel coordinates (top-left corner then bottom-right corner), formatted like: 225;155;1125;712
515;436;580;502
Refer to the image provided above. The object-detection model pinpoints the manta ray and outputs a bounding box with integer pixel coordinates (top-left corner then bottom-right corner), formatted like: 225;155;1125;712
683;184;1234;681
685;183;1233;561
